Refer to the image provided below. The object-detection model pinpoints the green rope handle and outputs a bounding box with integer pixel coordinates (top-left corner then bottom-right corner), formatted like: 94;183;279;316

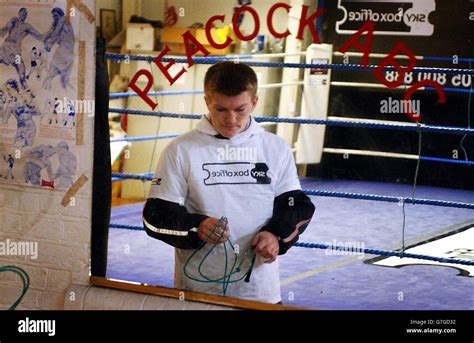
183;217;256;295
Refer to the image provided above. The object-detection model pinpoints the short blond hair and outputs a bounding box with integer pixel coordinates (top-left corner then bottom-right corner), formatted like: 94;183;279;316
204;61;257;98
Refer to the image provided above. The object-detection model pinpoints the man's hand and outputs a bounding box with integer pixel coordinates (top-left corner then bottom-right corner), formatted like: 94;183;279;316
198;217;229;244
252;231;279;263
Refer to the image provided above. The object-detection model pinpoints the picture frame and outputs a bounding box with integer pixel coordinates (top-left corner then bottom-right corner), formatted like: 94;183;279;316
100;9;117;41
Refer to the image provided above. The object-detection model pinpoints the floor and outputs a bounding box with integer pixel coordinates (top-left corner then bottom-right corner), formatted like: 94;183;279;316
108;179;474;310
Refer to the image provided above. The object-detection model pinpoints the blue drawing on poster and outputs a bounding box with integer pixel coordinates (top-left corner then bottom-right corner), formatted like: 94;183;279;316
4;79;40;147
24;144;55;185
1;154;15;180
1;81;18;125
40;97;56;125
65;99;75;126
0;88;6;124
52;141;77;188
0;8;43;90
0;2;95;189
40;97;76;127
42;8;75;90
24;141;76;188
13;105;37;147
51;97;60;124
27;46;47;81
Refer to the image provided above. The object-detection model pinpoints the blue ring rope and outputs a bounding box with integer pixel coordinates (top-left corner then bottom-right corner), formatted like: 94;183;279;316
105;53;474;75
110;172;474;210
111;134;474;166
292;242;474;266
426;86;473;94
419;156;474;165
422;56;474;63
110;90;203;99
111;134;179;143
111;172;153;181
110;85;473;100
301;189;474;210
105;52;474;63
108;223;474;267
108;108;474;136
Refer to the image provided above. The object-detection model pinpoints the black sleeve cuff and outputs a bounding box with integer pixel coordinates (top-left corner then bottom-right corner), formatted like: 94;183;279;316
143;198;208;249
278;236;299;255
261;190;315;255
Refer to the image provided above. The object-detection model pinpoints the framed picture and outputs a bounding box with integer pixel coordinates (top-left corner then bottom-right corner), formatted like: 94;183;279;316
100;9;117;41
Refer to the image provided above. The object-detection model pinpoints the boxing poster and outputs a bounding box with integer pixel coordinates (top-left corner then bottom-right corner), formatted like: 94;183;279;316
0;0;95;189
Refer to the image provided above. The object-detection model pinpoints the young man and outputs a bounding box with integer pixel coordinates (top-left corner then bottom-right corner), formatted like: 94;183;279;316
143;61;315;304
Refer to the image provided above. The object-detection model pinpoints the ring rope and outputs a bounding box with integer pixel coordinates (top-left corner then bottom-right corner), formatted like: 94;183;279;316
110;90;202;99
422;56;474;63
107;51;474;63
108;223;474;267
112;136;474;166
109;108;474;136
110;84;473;100
427;86;473;94
293;242;474;266
334;51;474;63
110;173;474;210
106;53;474;75
302;189;474;210
110;82;305;99
323;148;474;166
111;134;179;143
419;156;474;165
112;172;153;181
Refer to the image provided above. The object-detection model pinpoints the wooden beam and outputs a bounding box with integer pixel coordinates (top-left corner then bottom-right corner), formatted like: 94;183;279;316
90;276;309;310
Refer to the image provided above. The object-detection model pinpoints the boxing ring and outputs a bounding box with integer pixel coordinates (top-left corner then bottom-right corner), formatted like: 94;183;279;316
104;50;474;310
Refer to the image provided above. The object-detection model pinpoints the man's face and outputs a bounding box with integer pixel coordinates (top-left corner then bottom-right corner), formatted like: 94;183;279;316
205;91;258;138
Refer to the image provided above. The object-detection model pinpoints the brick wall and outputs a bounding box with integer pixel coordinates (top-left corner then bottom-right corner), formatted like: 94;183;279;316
0;161;93;309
